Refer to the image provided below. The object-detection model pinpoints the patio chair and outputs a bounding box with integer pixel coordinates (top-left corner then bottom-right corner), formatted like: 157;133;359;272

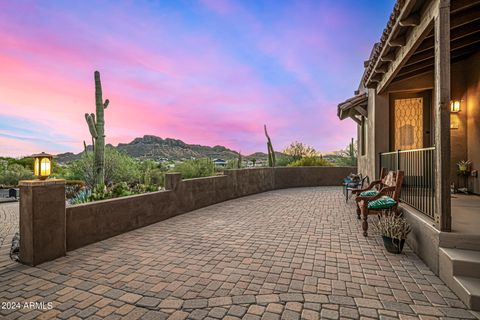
352;167;387;214
344;175;369;202
355;170;404;236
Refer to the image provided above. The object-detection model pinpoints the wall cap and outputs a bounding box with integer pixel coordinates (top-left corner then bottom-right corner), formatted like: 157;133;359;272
19;179;66;187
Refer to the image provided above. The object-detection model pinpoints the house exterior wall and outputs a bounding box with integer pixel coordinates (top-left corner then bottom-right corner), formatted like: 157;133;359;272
357;89;389;181
466;51;480;194
356;53;480;194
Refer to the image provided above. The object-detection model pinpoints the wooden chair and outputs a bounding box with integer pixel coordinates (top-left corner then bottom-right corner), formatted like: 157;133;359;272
355;170;404;236
343;174;369;202
352;167;387;216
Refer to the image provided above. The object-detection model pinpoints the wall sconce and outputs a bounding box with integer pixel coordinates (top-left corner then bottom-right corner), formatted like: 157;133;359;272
32;152;53;180
450;100;461;113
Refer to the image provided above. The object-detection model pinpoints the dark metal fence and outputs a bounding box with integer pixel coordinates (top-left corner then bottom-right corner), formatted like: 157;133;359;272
380;147;435;219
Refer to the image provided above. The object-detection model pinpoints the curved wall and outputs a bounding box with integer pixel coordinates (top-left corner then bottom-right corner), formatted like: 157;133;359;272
66;166;356;250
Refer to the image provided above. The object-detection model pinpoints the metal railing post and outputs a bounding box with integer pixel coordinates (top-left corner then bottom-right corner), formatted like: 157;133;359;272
396;149;400;171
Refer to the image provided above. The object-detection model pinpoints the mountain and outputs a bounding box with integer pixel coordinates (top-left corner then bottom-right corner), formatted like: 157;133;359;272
116;135;239;160
56;135;245;163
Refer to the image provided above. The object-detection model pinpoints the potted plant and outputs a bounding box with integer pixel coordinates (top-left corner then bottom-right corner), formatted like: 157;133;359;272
457;160;472;175
376;214;411;254
457;160;472;194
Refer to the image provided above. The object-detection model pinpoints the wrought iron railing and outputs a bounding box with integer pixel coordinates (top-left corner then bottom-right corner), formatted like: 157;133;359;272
380;147;435;218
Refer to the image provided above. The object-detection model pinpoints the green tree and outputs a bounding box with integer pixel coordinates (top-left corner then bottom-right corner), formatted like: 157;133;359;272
0;163;34;186
65;147;140;188
334;138;357;166
283;141;318;160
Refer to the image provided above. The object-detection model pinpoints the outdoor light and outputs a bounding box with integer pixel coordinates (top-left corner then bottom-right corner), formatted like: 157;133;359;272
32;152;53;180
450;100;461;113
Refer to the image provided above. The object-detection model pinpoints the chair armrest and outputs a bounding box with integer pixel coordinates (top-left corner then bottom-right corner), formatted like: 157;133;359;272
352;180;382;194
377;186;396;197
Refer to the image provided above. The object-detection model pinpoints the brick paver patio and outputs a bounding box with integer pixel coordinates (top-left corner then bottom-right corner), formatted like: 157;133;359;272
0;187;477;319
0;203;19;269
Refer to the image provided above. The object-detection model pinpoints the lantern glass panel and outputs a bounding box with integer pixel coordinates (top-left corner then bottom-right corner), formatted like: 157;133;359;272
34;158;40;176
450;100;461;113
40;158;51;176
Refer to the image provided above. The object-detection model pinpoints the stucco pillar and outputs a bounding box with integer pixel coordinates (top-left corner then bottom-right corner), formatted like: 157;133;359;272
165;173;182;191
434;0;451;231
19;179;66;266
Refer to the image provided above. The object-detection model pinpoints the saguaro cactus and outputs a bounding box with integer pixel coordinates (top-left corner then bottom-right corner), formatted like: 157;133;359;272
264;124;276;167
237;151;242;169
85;71;109;187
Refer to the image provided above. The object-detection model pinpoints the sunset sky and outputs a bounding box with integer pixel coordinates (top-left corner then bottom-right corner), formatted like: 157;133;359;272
0;0;394;157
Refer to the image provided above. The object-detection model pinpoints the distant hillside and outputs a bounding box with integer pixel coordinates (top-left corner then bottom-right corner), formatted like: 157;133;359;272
56;135;274;163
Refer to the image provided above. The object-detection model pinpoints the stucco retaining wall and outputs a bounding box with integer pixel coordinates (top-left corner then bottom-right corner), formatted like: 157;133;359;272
66;166;355;251
400;204;440;274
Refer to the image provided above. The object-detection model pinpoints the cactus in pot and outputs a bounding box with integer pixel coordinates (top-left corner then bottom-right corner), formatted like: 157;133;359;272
85;71;110;187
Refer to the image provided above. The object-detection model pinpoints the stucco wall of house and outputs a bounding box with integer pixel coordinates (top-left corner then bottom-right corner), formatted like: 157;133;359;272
357;89;375;180
374;92;389;178
357;88;388;181
450;58;470;189
466;51;480;194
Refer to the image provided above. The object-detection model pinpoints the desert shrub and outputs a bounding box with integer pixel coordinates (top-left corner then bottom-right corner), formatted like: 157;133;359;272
65;147;140;188
111;182;133;198
138;160;166;187
0;163;34;187
226;159;239;169
287;156;333;167
171;158;215;179
275;156;295;167
146;168;165;187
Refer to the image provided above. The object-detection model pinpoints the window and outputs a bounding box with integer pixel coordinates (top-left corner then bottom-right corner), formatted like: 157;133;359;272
393;97;423;150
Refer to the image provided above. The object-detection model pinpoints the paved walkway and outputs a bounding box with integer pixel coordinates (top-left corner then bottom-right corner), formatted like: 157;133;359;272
0;187;477;319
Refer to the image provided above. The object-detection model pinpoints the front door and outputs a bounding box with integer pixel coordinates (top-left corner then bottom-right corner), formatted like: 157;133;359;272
390;91;432;151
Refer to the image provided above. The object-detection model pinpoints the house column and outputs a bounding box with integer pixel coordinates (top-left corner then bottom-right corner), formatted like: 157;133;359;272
434;0;451;231
19;179;66;266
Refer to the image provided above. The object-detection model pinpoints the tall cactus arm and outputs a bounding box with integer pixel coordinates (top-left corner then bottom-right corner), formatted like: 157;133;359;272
264;124;269;140
85;113;98;138
94;71;103;108
264;124;276;167
83;141;88;153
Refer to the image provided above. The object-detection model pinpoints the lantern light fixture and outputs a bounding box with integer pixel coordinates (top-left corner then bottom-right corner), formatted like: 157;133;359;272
450;100;461;113
32;152;53;180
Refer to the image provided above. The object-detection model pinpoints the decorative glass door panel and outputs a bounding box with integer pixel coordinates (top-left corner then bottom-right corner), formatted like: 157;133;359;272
394;97;423;150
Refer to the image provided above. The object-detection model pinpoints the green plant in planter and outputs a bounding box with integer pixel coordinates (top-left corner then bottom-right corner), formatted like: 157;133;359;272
69;189;92;205
457;160;472;175
376;214;411;254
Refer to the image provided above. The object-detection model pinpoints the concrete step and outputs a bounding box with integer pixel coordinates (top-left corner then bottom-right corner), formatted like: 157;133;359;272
441;248;480;278
454;276;480;311
440;232;480;251
439;247;480;311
